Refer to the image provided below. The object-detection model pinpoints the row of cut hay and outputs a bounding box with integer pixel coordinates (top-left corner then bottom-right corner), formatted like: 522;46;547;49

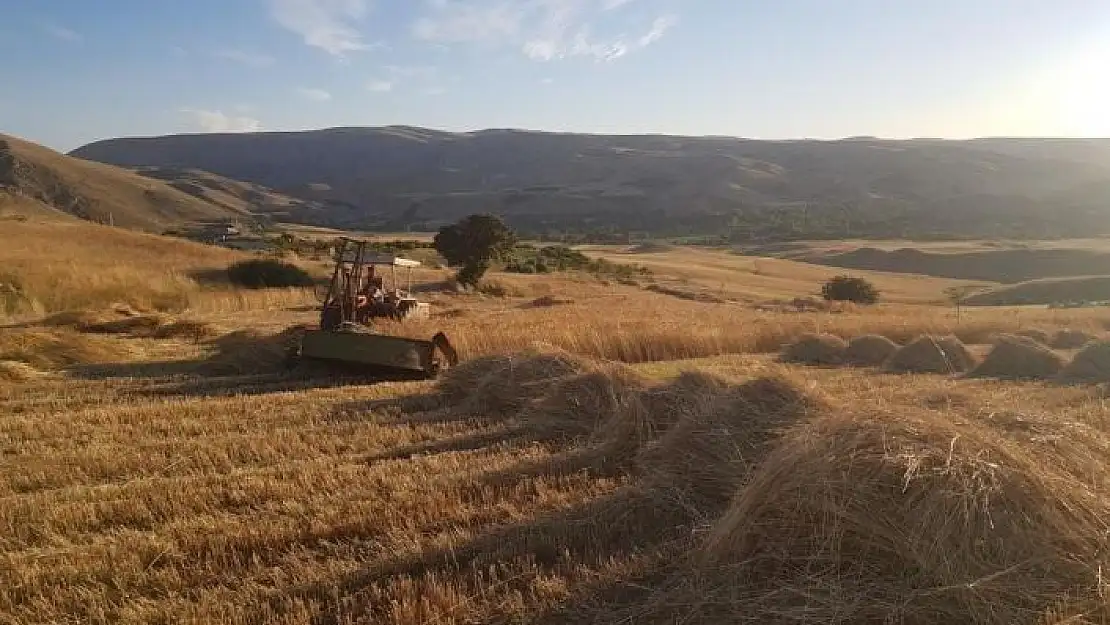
630;406;1110;625
0;327;136;371
783;330;1110;383
38;308;220;341
435;346;830;515
1017;327;1097;350
782;332;978;374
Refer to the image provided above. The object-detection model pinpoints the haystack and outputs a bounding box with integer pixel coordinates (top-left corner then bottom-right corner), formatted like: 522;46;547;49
521;362;655;460
883;334;976;374
151;319;220;341
1015;328;1051;345
1060;340;1110;383
779;333;847;366
681;409;1110;625
637;370;733;425
843;334;899;367
637;375;825;512
968;334;1065;380
0;360;47;382
436;346;596;416
1052;329;1096;350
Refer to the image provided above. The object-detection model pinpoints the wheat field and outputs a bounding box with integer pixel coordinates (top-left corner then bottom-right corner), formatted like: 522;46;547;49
6;220;1110;624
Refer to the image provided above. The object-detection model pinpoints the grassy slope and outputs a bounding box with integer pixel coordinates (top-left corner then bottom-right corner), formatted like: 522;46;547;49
0;134;248;231
0;218;319;317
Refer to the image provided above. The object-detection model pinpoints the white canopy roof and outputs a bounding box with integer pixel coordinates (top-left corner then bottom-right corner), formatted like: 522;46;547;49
339;251;421;268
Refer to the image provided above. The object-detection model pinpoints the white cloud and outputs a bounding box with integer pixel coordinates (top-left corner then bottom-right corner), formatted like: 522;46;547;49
215;48;275;67
180;108;262;133
297;87;333;101
412;0;675;62
269;0;375;57
367;80;394;92
43;22;81;42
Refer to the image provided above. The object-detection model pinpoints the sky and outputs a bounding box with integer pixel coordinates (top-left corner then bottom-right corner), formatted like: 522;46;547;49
2;0;1110;152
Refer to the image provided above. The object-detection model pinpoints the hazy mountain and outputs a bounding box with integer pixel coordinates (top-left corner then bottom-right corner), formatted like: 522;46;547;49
69;127;1110;239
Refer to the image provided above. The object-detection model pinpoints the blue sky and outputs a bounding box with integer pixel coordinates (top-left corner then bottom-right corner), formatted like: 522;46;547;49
2;0;1110;152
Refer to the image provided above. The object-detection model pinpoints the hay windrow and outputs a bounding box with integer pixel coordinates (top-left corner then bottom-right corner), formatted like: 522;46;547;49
883;334;976;374
198;325;309;375
436;345;597;416
680;409;1110;625
1060;340;1110;383
843;334;899;367
1052;329;1097;350
0;327;134;369
0;360;48;382
637;374;828;513
968;334;1066;380
779;333;847;366
520;361;652;447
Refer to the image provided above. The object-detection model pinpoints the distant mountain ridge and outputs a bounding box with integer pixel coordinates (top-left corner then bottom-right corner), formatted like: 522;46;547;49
69;127;1110;239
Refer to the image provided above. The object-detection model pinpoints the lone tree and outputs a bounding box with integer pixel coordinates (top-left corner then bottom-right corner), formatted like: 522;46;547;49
821;275;880;304
434;213;517;287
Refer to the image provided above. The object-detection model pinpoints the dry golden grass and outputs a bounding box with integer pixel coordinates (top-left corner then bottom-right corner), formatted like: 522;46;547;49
11;224;1110;623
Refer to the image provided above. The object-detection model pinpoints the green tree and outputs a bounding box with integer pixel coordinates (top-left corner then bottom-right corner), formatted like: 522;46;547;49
821;275;880;304
434;214;517;286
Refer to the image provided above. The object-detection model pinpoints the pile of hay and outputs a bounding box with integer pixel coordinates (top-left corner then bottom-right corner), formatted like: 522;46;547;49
1059;340;1110;383
436;346;597;416
883;334;976;374
843;334;899;367
1052;329;1096;350
150;319;220;341
1015;328;1051;345
779;333;847;366
521;362;652;454
527;295;574;308
674;410;1110;625
637;374;826;512
0;360;48;382
968;334;1066;380
0;327;133;370
637;370;733;423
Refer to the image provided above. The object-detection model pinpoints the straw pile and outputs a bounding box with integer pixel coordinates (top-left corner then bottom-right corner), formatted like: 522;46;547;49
884;334;976;374
968;334;1066;380
1059;340;1110;383
1051;329;1096;350
843;334;899;367
637;374;827;512
0;360;48;382
0;327;132;369
436;346;596;416
780;333;847;366
521;362;653;458
676;409;1110;625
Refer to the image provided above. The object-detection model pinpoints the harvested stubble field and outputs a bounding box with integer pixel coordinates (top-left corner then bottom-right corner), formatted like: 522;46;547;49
8;222;1110;624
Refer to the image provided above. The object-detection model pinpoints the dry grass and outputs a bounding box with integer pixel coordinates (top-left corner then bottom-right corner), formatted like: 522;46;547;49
1052;328;1097;350
969;334;1067;380
12;228;1110;624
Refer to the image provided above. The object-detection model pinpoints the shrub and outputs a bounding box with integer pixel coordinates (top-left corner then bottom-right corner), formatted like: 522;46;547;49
226;259;315;289
821;275;880;304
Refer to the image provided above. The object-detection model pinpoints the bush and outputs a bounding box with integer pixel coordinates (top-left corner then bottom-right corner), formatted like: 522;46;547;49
821;275;880;304
226;259;315;289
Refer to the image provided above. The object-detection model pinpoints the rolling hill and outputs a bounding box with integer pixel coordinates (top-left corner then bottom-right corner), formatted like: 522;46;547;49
0;134;252;232
70;127;1110;239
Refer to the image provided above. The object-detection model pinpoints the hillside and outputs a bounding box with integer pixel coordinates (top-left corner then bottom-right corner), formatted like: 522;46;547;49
131;165;329;224
71;127;1110;239
0;134;250;232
